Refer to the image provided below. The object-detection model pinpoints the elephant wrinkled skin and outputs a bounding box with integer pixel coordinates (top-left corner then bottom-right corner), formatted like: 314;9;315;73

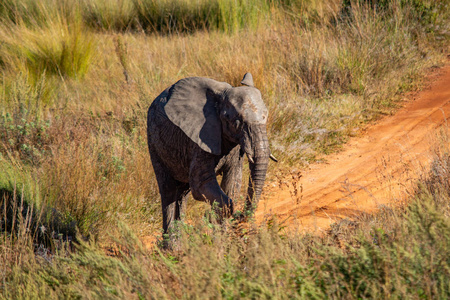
147;73;275;236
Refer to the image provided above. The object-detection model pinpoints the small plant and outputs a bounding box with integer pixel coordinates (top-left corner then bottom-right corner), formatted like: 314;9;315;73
0;110;51;163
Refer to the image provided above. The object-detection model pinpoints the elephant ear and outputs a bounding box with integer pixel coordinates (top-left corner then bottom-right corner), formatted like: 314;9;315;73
164;77;231;155
241;73;254;87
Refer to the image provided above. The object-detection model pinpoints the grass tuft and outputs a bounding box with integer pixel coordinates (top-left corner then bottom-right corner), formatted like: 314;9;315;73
0;7;95;81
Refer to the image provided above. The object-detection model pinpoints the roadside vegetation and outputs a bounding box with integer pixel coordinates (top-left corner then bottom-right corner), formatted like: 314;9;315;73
1;0;449;298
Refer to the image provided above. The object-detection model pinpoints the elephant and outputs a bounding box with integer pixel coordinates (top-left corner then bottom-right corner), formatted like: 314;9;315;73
147;73;277;236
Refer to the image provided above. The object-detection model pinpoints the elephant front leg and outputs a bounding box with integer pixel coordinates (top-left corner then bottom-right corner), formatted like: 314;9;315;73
190;155;234;218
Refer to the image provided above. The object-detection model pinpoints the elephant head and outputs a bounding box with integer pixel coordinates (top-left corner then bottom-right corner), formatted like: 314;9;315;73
164;73;274;214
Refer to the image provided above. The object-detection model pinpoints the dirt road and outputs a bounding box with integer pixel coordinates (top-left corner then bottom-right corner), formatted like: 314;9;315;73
256;63;450;233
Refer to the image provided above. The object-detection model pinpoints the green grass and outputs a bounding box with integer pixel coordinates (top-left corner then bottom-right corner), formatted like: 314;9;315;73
0;0;449;297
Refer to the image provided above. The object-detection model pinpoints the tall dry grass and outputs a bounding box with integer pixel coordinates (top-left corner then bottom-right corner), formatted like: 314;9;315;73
0;0;449;297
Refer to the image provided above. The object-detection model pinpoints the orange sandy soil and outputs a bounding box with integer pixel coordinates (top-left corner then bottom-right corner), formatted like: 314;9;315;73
257;61;450;234
141;61;450;248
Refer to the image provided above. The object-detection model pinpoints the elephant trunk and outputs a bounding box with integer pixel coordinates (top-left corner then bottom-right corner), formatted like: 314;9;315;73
243;124;270;215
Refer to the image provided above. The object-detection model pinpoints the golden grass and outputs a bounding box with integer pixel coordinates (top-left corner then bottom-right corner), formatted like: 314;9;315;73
0;1;449;296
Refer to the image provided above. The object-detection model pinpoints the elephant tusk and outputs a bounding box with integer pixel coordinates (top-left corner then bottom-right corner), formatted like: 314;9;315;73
247;154;255;164
269;153;278;162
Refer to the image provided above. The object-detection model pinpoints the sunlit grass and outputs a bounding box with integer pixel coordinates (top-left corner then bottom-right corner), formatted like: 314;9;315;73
0;0;449;297
0;18;95;81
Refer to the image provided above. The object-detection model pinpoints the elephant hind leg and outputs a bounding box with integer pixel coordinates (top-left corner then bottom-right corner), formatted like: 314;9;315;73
149;149;190;236
174;181;190;221
161;181;189;236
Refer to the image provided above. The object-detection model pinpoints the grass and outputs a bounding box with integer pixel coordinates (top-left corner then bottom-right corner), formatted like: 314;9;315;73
0;0;449;298
2;146;450;298
0;0;345;34
0;9;95;82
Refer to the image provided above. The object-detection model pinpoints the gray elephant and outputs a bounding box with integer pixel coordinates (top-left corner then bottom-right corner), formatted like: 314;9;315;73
147;73;276;236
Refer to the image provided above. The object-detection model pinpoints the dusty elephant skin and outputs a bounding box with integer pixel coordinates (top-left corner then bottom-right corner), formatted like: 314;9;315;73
147;73;275;237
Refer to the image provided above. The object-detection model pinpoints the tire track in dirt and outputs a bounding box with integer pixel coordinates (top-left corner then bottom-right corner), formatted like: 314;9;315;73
257;63;450;234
